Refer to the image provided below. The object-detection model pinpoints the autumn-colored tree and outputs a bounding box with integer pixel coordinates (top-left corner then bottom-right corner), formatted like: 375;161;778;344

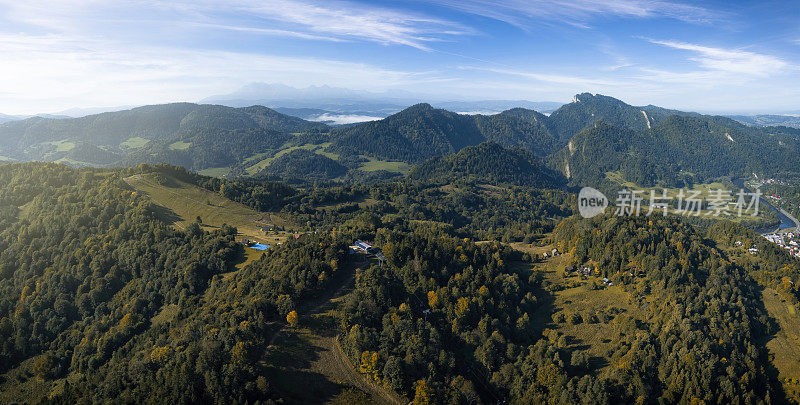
359;351;379;380
413;380;434;404
150;346;171;363
287;310;299;327
427;290;439;308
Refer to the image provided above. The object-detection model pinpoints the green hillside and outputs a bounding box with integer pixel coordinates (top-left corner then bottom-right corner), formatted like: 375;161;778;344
409;142;564;188
548;114;800;189
328;103;485;162
3;95;799;189
0;103;327;169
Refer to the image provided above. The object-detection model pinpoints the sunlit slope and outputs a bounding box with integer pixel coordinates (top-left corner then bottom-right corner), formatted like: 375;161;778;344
124;172;293;244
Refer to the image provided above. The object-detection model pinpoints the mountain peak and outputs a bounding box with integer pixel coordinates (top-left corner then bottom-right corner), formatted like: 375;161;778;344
572;93;594;103
404;102;434;111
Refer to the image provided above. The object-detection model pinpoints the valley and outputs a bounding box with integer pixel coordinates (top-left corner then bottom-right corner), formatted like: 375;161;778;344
1;93;800;404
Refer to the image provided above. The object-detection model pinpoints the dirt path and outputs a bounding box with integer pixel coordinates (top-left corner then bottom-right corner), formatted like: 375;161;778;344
261;260;405;404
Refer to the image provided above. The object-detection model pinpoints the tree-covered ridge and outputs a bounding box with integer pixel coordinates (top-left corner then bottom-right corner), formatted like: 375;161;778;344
327;93;676;166
340;226;539;402
0;103;327;167
334;212;795;403
123;127;293;170
549;215;779;402
256;148;348;182
0;163;277;402
546;93;653;140
472;108;560;156
409;142;565;188
2;94;799;189
548;114;800;189
328;103;486;163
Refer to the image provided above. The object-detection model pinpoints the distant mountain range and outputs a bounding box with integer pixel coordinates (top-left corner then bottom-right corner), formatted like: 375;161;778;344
202;82;563;119
0;113;71;124
1;93;799;189
728;114;800;129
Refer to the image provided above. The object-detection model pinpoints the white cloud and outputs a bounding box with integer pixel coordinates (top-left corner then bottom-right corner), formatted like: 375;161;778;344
0;33;442;114
426;0;718;28
311;113;382;125
0;0;471;113
648;40;788;76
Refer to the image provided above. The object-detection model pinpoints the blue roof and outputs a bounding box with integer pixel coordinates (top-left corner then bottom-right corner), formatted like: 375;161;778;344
250;243;270;251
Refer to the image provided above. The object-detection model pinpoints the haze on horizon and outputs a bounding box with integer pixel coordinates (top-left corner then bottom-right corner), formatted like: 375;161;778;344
1;0;799;115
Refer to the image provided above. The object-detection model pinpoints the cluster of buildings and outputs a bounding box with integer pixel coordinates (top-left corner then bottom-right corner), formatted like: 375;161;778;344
763;178;788;185
542;248;560;258
564;266;615;286
760;232;800;257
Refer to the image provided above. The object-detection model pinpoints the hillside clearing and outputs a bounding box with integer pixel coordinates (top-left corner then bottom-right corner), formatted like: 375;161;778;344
123;173;293;246
762;288;800;381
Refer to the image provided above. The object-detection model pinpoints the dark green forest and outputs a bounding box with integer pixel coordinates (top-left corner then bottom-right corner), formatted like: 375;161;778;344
2;92;800;403
1;161;800;403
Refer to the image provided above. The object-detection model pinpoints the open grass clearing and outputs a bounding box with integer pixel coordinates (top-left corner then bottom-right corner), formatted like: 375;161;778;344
762;288;800;382
168;141;191;150
119;137;150;149
124;173;294;246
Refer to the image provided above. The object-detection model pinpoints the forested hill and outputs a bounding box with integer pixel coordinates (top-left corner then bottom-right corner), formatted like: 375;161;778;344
548;114;800;189
326;92;800;185
2;94;800;187
0;103;327;167
409;142;565;188
3;161;800;402
328;103;486;162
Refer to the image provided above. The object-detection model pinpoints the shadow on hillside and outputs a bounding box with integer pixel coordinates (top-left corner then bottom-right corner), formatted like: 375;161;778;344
753;284;790;402
529;288;557;338
262;331;344;403
147;203;182;225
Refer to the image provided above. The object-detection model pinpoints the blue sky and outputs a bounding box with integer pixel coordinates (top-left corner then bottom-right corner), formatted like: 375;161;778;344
1;0;799;114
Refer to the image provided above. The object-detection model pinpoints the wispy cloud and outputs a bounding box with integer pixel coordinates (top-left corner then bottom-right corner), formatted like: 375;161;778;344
0;0;474;50
230;0;474;50
183;22;350;42
426;0;719;28
0;32;443;114
463;66;624;86
648;39;788;76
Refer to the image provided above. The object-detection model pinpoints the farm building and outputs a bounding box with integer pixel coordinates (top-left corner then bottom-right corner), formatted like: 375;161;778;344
354;240;374;253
